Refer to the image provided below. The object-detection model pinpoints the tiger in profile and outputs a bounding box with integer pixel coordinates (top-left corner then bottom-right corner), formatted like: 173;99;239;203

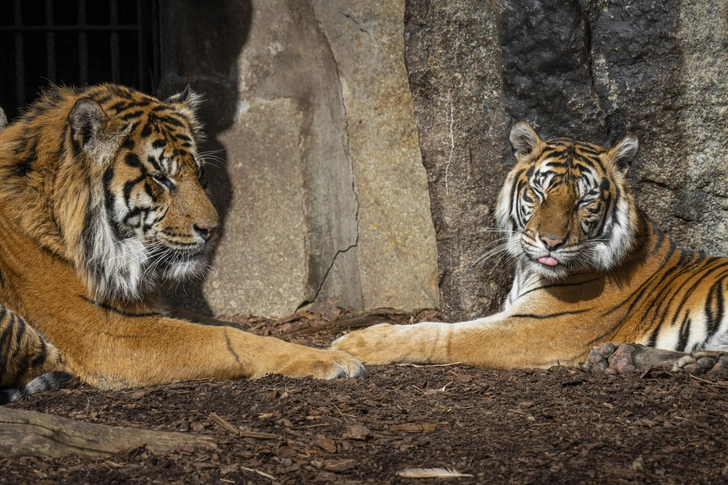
0;84;363;403
332;122;728;372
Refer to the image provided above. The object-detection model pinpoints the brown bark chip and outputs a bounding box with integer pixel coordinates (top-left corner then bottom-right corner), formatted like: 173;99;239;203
342;424;371;441
314;436;338;453
324;458;357;472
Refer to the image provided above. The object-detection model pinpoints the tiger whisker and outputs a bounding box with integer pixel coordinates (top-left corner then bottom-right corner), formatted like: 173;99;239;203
472;242;511;267
198;148;227;156
485;250;516;277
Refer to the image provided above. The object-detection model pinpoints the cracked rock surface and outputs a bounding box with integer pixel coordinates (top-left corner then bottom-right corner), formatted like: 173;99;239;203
162;0;439;317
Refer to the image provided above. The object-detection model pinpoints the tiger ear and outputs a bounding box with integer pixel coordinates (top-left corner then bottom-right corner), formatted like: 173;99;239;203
607;134;639;174
165;85;201;112
68;98;109;154
509;121;543;158
165;85;192;105
163;85;204;142
68;98;130;162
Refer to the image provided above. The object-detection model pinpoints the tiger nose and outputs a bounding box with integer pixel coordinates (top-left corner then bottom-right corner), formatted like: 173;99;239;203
194;223;219;242
540;235;565;251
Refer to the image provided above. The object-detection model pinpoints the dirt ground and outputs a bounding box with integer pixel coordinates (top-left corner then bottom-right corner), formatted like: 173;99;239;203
4;307;728;484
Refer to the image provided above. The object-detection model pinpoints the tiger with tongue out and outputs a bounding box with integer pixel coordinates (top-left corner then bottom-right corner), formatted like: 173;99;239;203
331;122;728;372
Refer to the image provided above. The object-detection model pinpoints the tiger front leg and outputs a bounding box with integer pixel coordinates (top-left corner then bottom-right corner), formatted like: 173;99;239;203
332;314;600;369
332;322;452;365
68;317;366;389
245;333;367;380
331;317;516;367
204;325;367;380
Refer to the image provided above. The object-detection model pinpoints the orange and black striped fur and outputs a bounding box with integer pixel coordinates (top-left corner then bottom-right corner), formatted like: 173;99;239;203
0;84;362;403
332;122;728;367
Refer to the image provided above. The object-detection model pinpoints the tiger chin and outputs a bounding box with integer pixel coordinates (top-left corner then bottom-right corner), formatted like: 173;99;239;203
332;122;728;373
0;84;363;403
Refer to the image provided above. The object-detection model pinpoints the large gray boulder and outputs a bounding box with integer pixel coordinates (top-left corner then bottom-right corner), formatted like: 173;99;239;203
405;0;513;321
311;1;440;312
159;0;439;317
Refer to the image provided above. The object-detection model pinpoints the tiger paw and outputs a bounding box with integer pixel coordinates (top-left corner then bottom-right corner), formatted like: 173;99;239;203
275;348;366;380
330;323;402;365
583;343;728;376
671;351;728;376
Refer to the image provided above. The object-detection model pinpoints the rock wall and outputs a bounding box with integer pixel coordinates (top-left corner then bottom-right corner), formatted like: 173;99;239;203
406;0;728;321
157;0;726;321
159;0;439;317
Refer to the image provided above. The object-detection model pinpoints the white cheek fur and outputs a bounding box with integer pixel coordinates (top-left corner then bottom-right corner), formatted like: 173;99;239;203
80;189;205;302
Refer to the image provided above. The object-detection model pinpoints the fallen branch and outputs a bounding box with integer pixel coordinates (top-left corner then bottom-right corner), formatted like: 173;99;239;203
0;407;216;459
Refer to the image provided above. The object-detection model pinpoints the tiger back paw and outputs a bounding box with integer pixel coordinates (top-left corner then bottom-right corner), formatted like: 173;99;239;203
583;343;728;376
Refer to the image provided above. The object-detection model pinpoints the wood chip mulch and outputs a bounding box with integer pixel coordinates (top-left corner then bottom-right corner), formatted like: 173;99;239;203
3;305;728;484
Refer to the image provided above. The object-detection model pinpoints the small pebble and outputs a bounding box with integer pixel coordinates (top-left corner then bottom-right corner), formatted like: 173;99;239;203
608;345;637;373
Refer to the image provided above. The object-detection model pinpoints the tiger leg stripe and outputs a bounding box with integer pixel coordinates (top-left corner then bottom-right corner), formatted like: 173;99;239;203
0;306;63;390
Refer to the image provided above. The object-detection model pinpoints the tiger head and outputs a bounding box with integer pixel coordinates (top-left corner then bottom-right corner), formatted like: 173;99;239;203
58;85;220;301
496;122;640;280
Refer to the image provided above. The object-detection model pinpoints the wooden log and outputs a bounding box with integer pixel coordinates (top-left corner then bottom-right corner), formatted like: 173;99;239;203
0;407;217;459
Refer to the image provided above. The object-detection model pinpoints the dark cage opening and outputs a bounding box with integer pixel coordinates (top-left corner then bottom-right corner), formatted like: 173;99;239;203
0;0;159;121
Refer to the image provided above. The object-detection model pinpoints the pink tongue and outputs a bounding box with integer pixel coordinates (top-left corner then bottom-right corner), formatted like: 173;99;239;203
538;256;559;267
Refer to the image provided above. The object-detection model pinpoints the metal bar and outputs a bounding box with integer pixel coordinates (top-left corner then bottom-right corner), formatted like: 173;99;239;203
152;0;159;92
136;0;146;92
78;0;88;84
0;25;141;32
110;0;120;84
14;0;24;106
45;0;56;84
